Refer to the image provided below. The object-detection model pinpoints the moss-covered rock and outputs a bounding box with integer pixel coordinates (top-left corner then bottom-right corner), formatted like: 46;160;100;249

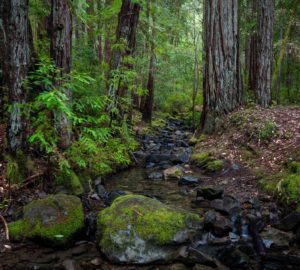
190;152;213;168
190;152;224;173
206;160;224;172
97;194;202;264
9;194;84;246
163;166;184;180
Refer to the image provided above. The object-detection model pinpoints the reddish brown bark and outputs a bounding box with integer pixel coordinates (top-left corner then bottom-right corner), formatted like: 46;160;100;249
49;0;72;149
107;0;140;114
255;0;274;107
201;0;242;133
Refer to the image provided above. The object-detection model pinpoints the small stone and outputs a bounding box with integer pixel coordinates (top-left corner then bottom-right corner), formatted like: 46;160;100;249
90;258;102;266
275;211;300;231
148;171;163;180
178;176;199;186
62;259;77;270
163;166;184;180
196;187;224;200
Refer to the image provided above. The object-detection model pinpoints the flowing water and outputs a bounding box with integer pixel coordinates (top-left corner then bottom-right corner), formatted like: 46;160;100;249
1;119;300;270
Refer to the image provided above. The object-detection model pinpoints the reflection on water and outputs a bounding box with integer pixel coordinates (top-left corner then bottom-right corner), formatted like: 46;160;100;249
105;167;197;212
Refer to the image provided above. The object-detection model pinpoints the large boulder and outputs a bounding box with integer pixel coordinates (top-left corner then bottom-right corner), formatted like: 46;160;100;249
97;194;202;264
9;194;84;246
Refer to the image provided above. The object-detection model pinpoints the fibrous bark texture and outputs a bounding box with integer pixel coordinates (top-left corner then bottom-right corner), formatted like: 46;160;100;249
50;0;72;149
108;0;140;107
256;0;274;107
141;0;156;123
1;0;32;152
201;0;242;133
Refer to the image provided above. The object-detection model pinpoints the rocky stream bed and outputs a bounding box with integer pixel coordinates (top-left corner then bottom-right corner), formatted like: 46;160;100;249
1;119;300;270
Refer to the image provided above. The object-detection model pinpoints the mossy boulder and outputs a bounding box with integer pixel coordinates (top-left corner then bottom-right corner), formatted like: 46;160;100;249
97;194;202;264
190;152;224;173
190;152;213;168
9;194;84;246
206;160;224;172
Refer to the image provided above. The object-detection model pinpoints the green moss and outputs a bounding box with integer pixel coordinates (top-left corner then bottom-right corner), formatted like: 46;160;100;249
259;172;300;209
55;168;84;196
9;220;30;241
5;155;23;184
206;160;224;172
190;152;212;168
287;161;300;174
259;121;278;141
97;195;201;252
9;194;84;245
278;174;300;206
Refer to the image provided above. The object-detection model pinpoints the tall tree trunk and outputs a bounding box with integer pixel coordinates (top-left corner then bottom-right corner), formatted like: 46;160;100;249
1;0;33;153
201;0;242;134
141;0;156;123
255;0;274;107
107;0;140;114
50;0;72;149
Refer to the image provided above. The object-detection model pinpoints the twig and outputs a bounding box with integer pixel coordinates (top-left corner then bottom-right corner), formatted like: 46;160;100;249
0;214;9;241
18;172;45;189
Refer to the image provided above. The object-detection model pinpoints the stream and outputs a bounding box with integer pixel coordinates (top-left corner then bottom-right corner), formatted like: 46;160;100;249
1;119;300;270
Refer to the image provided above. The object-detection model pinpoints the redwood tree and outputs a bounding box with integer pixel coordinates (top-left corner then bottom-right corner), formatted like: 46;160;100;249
108;0;140;111
1;0;33;152
201;0;242;133
255;0;274;107
141;0;156;123
49;0;72;149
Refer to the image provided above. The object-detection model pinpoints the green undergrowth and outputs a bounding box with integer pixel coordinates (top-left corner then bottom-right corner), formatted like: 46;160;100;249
21;56;138;194
5;151;35;184
190;152;224;173
258;160;300;210
228;109;278;143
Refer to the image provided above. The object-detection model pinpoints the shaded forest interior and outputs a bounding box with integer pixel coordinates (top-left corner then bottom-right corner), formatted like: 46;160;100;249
1;0;300;269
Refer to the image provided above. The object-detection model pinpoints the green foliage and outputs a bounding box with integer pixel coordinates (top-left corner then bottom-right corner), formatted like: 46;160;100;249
259;121;278;141
24;56;137;191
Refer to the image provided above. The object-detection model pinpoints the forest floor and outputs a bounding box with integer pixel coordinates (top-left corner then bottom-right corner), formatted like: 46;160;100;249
192;105;300;208
1;106;300;210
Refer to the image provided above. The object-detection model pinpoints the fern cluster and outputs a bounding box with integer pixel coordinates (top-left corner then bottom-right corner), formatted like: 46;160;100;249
24;56;138;193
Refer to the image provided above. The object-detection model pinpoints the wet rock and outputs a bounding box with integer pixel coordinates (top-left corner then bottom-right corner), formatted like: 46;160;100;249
105;190;127;206
90;258;102;266
197;187;224;200
164;166;184;180
179;176;199;186
261;227;294;250
148;171;163;180
96;194;202;264
147;154;172;164
71;244;88;256
192;264;216;270
62;259;78;270
178;246;217;266
9;194;84;246
204;211;233;237
95;184;108;199
275;211;300;231
146;162;156;169
210;195;240;216
218;246;250;269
